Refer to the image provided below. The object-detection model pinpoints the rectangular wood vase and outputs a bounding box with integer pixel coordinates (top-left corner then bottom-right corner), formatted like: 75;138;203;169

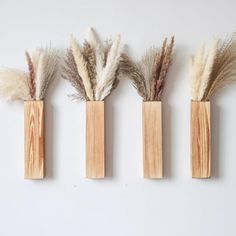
86;101;105;179
142;101;163;178
191;101;211;178
24;101;44;179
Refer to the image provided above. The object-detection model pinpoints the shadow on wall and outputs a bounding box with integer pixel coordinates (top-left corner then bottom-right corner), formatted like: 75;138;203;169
105;98;114;178
211;99;221;179
45;100;55;179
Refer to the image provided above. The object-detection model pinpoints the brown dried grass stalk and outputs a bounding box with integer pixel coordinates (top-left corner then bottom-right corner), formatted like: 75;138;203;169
82;41;96;93
25;51;36;99
62;49;88;101
119;54;148;100
155;36;174;100
122;36;174;101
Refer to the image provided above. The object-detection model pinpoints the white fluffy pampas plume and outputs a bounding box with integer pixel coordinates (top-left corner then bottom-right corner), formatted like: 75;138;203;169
0;47;58;101
191;33;236;101
94;34;122;100
191;41;219;101
63;28;123;101
0;69;31;101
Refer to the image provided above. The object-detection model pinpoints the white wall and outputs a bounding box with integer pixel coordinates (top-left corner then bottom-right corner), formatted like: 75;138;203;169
0;0;236;235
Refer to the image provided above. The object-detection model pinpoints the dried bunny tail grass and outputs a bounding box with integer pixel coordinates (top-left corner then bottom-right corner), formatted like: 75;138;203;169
204;33;236;100
191;44;206;100
86;28;105;84
119;54;148;100
25;51;36;99
138;47;157;99
156;36;174;100
95;34;122;100
197;40;219;100
70;35;94;100
0;68;31;101
82;41;96;90
62;49;88;101
33;47;58;100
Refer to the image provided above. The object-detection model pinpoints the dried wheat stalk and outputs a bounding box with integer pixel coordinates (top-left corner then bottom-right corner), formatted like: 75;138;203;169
191;33;236;101
0;47;58;101
120;36;174;101
63;28;123;101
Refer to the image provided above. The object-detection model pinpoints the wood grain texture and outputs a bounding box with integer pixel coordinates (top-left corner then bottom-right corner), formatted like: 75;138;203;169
86;101;105;179
143;101;162;178
24;101;44;179
191;101;211;178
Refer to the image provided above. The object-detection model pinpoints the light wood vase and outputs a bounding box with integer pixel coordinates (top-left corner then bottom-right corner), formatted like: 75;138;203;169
24;100;45;179
142;101;163;178
191;101;211;178
86;101;105;179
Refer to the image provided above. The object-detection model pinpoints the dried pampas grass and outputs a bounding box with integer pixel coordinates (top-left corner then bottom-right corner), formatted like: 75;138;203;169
119;36;174;101
0;47;58;101
191;33;236;101
33;47;59;100
119;54;148;100
62;28;123;101
0;69;31;101
95;35;122;100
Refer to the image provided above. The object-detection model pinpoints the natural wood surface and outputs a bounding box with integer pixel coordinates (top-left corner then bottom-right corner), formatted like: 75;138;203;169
191;101;211;178
86;101;105;179
143;101;162;178
24;101;44;179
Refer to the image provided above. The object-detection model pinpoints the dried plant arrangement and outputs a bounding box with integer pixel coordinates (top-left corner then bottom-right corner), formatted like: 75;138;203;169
119;37;174;179
0;47;58;179
119;36;174;101
63;28;123;179
190;33;236;178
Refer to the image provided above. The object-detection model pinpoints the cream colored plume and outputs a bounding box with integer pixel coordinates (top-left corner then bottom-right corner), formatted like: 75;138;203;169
138;47;157;99
86;28;105;83
34;47;58;100
95;34;122;100
0;68;31;101
70;35;94;100
197;40;219;100
191;44;206;100
191;40;219;101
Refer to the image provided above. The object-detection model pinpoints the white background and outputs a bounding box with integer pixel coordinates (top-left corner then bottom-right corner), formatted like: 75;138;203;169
0;0;236;235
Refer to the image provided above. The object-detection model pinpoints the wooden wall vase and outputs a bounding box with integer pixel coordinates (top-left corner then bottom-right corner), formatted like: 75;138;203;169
142;101;162;178
191;101;211;178
24;101;44;179
86;101;105;179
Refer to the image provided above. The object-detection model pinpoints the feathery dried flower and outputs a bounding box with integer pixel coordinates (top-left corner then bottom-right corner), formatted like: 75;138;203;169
63;28;123;101
62;49;88;101
0;47;58;101
82;41;97;92
191;33;236;101
0;69;31;101
25;51;36;99
119;54;148;100
70;35;94;101
121;36;174;101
